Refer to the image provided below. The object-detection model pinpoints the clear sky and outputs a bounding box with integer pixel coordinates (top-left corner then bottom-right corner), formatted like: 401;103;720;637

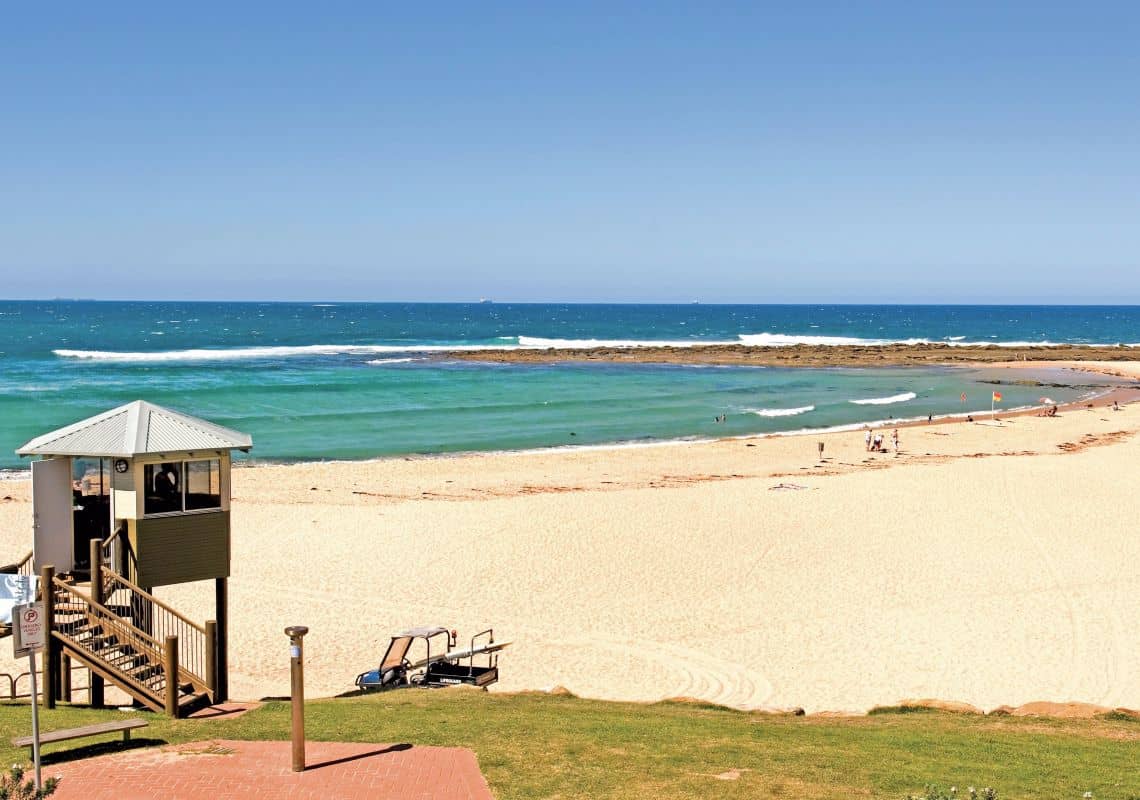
2;3;1138;303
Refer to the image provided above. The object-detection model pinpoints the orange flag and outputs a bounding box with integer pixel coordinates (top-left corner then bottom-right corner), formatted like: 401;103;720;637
992;391;1003;402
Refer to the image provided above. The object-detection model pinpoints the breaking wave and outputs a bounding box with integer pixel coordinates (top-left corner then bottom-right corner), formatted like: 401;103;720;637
517;336;734;348
53;344;508;362
54;332;1133;363
750;405;815;417
849;392;918;405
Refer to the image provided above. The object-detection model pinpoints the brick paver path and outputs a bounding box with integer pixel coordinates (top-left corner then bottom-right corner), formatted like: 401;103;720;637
47;739;493;799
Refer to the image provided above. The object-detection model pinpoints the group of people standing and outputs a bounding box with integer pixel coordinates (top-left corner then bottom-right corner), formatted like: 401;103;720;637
864;425;899;454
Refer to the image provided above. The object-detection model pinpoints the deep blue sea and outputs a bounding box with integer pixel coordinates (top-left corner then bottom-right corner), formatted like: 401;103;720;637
2;301;1137;471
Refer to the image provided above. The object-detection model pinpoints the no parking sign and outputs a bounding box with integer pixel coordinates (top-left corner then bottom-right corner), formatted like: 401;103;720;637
13;602;45;658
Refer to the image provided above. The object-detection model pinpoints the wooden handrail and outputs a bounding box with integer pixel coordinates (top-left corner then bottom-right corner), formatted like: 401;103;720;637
97;570;213;695
0;552;34;576
51;577;210;700
53;578;168;655
101;527;123;551
102;569;208;636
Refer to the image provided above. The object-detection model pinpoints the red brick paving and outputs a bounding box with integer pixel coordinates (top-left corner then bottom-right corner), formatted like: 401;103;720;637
47;739;493;799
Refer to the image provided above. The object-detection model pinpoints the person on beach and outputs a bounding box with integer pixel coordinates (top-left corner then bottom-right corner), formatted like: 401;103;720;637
864;426;872;451
872;433;883;452
891;429;899;453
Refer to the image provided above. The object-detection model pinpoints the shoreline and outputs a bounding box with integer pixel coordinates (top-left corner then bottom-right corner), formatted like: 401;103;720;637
1;360;1138;713
1;361;1133;482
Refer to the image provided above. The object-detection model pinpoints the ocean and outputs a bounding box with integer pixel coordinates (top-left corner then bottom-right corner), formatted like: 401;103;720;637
1;301;1137;471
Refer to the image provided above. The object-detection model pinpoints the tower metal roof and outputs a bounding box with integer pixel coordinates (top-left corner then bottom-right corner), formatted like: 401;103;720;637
16;400;253;458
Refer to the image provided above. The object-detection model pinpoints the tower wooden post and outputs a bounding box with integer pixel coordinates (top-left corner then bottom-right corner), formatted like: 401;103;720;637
40;565;56;709
87;538;104;707
205;620;218;702
215;578;228;702
164;635;179;717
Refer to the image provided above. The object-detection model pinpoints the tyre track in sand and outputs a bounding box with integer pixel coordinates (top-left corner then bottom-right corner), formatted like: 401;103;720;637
998;465;1090;702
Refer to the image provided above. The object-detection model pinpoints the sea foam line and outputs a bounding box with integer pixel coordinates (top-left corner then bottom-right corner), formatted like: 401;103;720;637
53;344;511;362
849;392;917;405
750;405;815;417
52;334;1137;363
517;336;735;348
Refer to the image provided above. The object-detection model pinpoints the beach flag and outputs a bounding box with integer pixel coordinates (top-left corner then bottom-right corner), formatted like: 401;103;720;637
992;391;1002;402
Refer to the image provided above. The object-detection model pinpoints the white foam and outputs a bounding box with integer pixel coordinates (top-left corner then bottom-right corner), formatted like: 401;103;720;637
52;334;1133;363
53;344;509;362
738;332;901;347
517;336;733;349
739;332;1110;348
944;340;1069;348
364;358;417;365
750;405;815;417
849;392;917;405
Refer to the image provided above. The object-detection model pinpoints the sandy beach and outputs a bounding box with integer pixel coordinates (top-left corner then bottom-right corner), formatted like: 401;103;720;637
1;361;1138;714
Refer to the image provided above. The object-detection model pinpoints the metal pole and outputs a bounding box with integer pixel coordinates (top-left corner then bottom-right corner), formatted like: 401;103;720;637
28;652;41;792
284;625;309;772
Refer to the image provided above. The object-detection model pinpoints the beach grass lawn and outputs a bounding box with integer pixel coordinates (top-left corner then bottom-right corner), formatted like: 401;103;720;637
0;692;1136;799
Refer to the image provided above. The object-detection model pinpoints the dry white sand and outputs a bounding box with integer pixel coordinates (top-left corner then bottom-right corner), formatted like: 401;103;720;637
1;363;1138;713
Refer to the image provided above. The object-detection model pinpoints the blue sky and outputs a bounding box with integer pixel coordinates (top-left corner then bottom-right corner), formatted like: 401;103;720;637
2;3;1138;303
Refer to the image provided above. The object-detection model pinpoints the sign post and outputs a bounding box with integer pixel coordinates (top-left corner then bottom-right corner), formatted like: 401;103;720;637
13;601;46;792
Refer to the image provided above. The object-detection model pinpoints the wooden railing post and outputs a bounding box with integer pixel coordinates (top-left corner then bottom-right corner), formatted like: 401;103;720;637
60;654;71;702
89;539;103;606
164;635;179;717
205;620;218;702
90;671;104;708
87;539;106;708
40;565;56;710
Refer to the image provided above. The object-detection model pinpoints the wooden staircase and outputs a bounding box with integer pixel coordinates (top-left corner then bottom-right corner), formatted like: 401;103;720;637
44;568;215;717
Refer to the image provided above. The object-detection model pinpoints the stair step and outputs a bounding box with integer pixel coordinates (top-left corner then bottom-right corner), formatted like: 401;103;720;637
86;635;119;651
177;691;211;715
109;653;145;669
128;664;163;682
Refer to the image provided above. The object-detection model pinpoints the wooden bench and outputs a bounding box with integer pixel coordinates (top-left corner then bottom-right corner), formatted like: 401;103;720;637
12;718;149;751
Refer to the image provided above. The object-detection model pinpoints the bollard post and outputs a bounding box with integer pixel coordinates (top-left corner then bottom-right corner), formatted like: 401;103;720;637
285;626;309;772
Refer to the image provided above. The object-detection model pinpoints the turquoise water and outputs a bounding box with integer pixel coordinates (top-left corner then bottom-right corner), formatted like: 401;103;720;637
1;302;1135;469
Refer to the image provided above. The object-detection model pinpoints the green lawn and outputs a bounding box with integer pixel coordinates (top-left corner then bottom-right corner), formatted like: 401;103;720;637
0;691;1136;799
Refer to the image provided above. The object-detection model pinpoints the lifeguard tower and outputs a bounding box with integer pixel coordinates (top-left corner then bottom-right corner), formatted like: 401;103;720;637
15;400;252;715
